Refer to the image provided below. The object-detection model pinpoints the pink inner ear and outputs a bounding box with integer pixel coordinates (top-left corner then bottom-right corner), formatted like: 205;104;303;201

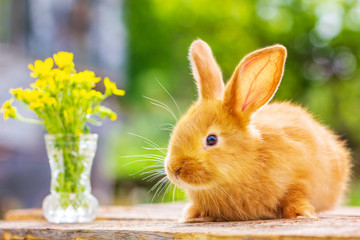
241;93;259;111
240;57;271;112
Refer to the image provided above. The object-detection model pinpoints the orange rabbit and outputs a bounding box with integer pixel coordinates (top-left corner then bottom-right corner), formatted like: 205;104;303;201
164;39;351;223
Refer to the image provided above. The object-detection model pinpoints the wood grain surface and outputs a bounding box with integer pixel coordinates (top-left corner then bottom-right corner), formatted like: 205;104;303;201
1;203;360;240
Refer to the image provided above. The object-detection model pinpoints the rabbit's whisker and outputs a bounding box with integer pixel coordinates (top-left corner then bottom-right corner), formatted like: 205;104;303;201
160;123;174;132
127;132;167;155
149;176;167;193
151;176;169;203
214;184;250;220
141;146;168;152
144;174;165;182
155;78;182;118
119;153;165;160
140;168;165;176
121;159;162;168
161;181;172;203
160;126;174;132
141;168;165;176
156;179;171;202
209;185;222;220
172;184;178;203
125;132;173;203
143;96;178;123
129;164;163;177
161;123;174;127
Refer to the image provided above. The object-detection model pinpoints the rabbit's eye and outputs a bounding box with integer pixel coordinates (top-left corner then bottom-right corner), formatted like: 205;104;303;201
206;135;217;146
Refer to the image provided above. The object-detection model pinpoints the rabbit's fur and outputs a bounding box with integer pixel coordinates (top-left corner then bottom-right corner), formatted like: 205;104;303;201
164;40;351;222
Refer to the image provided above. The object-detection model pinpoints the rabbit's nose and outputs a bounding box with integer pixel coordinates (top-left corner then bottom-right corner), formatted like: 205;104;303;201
175;167;182;175
174;167;182;178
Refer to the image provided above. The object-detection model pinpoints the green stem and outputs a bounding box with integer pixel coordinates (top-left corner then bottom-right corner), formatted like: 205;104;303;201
15;115;44;125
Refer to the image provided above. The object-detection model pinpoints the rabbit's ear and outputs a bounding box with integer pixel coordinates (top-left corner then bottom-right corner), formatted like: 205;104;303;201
224;45;287;121
189;39;224;100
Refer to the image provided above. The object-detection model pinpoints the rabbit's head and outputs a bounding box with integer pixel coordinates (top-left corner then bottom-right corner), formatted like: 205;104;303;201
165;39;287;190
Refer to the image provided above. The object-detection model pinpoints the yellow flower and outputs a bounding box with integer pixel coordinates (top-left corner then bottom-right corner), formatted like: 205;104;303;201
29;101;44;110
10;88;23;99
63;110;72;124
48;79;57;93
1;100;17;120
3;106;17;120
19;89;42;104
52;68;70;83
47;97;57;107
30;80;47;90
113;88;125;96
72;70;100;86
75;130;83;135
104;77;125;96
72;89;79;96
28;58;54;78
1;98;14;111
80;89;87;96
110;113;117;121
97;106;118;121
6;52;125;133
86;90;103;100
10;89;35;103
53;52;74;69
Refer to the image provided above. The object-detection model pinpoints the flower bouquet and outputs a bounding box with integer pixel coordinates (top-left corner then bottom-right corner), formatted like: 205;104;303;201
0;52;125;223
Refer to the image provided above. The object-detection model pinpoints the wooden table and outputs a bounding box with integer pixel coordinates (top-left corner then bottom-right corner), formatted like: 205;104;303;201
1;203;360;240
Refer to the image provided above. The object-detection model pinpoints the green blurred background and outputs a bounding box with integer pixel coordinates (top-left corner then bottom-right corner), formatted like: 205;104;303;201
0;0;360;216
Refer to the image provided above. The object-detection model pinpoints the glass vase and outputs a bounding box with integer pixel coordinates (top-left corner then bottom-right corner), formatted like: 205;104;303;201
42;134;99;223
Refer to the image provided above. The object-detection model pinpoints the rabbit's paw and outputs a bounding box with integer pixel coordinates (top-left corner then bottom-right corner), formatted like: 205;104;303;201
281;185;317;219
179;204;213;223
179;216;214;223
295;210;317;219
283;202;316;219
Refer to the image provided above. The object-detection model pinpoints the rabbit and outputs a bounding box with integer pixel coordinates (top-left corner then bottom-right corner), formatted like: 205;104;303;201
164;39;351;223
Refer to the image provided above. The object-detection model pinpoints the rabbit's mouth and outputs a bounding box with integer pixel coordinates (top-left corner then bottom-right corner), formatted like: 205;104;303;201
165;159;213;190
